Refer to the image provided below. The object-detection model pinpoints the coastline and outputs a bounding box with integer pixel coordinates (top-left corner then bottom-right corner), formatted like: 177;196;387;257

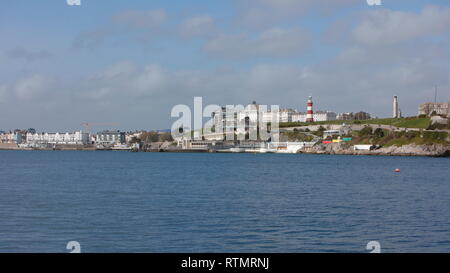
1;143;449;157
298;143;450;157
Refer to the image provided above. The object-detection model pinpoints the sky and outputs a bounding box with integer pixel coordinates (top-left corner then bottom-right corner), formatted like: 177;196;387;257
1;0;450;132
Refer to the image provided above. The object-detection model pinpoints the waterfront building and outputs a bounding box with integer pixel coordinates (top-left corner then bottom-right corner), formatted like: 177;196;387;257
0;132;14;143
236;102;260;135
96;130;126;145
26;131;89;145
418;102;450;117
211;102;261;136
211;106;243;134
354;144;375;151
125;132;143;143
0;132;24;144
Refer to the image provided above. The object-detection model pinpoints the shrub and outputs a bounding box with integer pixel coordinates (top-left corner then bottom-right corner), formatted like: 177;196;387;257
359;126;373;137
404;131;418;140
373;128;384;138
423;131;448;141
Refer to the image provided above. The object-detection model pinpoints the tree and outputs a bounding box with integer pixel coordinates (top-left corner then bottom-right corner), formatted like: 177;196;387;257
316;126;326;137
359;126;373;137
373;128;384;138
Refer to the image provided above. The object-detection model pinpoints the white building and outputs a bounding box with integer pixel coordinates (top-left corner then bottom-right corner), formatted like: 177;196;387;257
314;111;337;122
95;131;126;145
26;131;89;145
212;102;261;135
236;103;260;135
419;102;450;117
262;109;296;123
292;111;337;122
354;145;374;151
126;132;143;143
337;112;353;120
0;132;14;143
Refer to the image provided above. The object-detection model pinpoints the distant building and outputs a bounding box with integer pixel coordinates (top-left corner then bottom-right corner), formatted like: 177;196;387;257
354;111;371;120
337;112;353;120
262;109;297;123
419;102;450;117
26;131;89;145
125;132;143;143
13;132;24;144
0;132;14;143
291;113;305;122
211;102;261;136
292;111;337;122
96;130;126;145
0;132;24;144
314;111;337;122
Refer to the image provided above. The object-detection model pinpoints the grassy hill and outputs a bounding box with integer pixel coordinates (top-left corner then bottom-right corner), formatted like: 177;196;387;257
350;129;449;147
280;117;431;129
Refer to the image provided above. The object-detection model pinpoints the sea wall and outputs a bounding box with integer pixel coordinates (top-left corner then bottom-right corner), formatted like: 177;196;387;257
0;143;20;150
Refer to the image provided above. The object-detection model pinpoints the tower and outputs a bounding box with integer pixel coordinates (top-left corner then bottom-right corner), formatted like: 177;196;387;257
393;96;399;118
306;96;314;122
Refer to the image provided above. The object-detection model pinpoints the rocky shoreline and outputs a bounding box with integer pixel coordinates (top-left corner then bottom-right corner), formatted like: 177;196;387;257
299;143;450;157
2;143;449;157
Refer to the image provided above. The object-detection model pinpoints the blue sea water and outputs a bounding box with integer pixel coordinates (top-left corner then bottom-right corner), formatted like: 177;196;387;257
0;150;449;253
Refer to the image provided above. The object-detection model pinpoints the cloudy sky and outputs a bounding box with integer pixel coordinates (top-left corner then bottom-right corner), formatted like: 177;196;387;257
1;0;450;132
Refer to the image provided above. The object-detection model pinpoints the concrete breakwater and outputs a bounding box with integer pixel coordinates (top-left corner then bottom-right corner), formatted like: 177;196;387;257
299;143;450;157
0;143;21;150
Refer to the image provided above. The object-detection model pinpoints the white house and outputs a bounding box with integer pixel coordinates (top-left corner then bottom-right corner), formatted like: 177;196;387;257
26;131;89;145
292;111;337;122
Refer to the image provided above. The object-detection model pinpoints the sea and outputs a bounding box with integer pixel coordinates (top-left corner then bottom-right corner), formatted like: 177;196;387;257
0;150;449;253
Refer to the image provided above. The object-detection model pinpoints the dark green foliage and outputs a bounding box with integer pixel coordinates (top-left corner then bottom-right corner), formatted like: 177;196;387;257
373;128;385;138
359;126;373;137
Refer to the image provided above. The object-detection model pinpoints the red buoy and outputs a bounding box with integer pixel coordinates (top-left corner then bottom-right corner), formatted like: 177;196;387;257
394;168;401;173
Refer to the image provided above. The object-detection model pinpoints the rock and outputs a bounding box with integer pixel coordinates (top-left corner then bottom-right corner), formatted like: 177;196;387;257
299;143;449;157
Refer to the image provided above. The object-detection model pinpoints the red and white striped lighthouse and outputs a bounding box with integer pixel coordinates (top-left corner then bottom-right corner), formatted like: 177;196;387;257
306;96;314;122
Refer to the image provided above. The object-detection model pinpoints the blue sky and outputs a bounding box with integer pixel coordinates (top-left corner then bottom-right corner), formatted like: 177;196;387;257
1;0;450;131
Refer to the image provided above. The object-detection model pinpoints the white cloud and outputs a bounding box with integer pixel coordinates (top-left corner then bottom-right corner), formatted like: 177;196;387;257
14;74;52;100
0;85;7;103
73;9;168;49
353;5;450;46
112;9;167;29
203;27;310;58
235;0;360;28
179;15;215;38
6;47;51;62
72;27;113;49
